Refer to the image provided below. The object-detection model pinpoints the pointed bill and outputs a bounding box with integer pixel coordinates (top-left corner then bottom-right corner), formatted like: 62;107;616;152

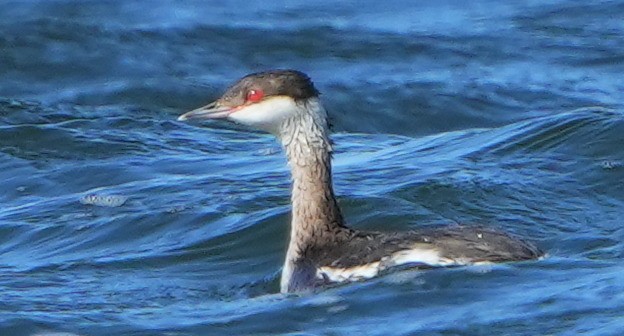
177;101;233;121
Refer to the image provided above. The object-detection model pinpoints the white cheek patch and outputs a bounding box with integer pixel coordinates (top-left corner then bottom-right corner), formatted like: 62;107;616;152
227;96;298;133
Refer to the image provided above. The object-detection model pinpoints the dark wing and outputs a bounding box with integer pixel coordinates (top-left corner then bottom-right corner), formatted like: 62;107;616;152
307;225;542;269
420;225;543;263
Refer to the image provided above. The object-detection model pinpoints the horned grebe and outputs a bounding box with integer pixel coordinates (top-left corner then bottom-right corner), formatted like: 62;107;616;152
178;70;543;293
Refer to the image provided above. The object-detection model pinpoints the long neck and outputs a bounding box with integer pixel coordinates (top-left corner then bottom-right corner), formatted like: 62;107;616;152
279;99;347;262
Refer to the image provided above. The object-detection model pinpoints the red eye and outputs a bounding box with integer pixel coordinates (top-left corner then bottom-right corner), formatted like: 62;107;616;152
246;89;264;103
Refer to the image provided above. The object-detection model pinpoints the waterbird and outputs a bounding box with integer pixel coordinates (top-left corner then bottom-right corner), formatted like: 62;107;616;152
178;70;543;293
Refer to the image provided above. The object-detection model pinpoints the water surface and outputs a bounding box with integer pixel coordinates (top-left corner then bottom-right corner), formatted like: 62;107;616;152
1;1;624;335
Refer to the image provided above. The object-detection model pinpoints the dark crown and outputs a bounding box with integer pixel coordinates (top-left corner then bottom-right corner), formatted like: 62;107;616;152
220;70;319;103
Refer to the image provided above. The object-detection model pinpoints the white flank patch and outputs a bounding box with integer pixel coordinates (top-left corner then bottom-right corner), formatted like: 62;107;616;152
318;262;381;282
389;247;452;267
317;246;456;284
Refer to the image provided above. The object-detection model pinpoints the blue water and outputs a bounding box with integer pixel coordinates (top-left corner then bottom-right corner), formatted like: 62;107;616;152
1;1;624;335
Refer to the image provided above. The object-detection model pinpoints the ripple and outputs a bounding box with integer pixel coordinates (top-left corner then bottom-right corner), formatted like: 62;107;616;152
1;0;624;335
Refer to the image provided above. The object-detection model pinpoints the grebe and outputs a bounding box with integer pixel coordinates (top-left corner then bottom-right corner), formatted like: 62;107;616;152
178;70;543;293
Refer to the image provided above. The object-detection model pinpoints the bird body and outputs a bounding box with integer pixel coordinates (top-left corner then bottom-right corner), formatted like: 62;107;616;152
178;70;543;293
